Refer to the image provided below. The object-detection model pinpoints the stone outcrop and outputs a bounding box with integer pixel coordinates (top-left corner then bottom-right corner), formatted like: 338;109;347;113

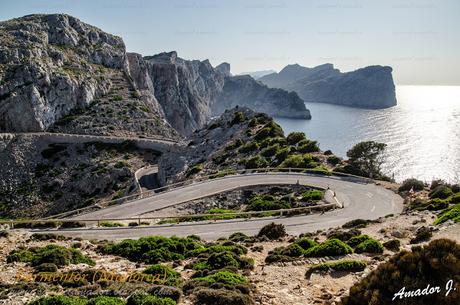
259;63;397;108
145;52;311;135
0;14;176;138
0;14;311;138
213;75;311;120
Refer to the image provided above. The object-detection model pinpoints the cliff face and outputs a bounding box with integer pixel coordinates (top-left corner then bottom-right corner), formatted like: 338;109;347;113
213;75;311;119
144;52;226;135
0;14;176;138
146;52;311;135
259;64;397;108
0;14;310;138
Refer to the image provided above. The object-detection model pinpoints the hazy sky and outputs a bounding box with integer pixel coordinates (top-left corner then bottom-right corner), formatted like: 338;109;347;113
1;0;459;85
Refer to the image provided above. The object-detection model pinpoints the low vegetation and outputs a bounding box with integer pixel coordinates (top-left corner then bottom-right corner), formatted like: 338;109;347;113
7;244;95;267
341;239;460;305
305;259;367;277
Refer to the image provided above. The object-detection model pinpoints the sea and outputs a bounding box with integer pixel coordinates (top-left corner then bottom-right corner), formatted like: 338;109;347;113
275;86;460;183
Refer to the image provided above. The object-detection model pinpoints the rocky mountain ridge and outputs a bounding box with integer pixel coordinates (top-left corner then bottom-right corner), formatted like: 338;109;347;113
259;63;397;108
0;14;311;137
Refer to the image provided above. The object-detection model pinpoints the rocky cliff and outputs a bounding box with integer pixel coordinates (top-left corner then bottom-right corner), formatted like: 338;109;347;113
145;52;311;135
0;14;310;138
213;75;311;119
0;14;176;138
259;63;397;108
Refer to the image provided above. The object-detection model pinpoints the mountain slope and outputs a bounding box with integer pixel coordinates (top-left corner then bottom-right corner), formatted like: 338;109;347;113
259;63;397;108
0;14;177;138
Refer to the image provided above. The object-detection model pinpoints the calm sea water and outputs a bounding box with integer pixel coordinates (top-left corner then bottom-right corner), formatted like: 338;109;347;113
275;86;460;183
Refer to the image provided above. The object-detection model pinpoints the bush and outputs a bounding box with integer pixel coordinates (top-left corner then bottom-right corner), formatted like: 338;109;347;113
354;239;384;254
7;244;95;267
410;227;432;244
450;192;460;204
261;144;280;158
101;236;210;264
305;239;353;257
301;189;324;201
148;286;182;303
429;185;453;199
279;154;317;169
230;112;245;126
28;296;126;305
451;184;460;193
326;229;361;242
341;239;460;305
293;238;318;251
342;219;371;229
257;223;286;240
275;147;290;162
327;155;341;165
238;142;259;154
228;232;250;243
194;288;252;305
143;264;181;286
399;178;425;192
306;259;367;276
100;222;124;227
127;292;176;305
383;239;400;251
346;235;373;248
187;163;204;177
60;221;86;228
35;263;58;272
192;271;248;287
297;140;320;153
286;132;306;145
434;203;460;224
244;155;267;169
246;194;290;211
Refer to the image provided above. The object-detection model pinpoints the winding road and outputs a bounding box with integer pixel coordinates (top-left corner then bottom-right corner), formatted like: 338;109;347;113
35;173;403;240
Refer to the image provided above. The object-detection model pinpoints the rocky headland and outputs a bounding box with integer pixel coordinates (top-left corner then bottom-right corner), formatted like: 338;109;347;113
259;63;397;108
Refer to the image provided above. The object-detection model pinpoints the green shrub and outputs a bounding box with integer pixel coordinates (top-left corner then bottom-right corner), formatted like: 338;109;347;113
279;154;317;168
148;286;182;303
228;232;250;243
114;160;129;169
341;239;460;305
186;163;204;177
297;140;320;153
275;147;290;162
293;238;318;251
246;194;290;211
60;221;86;228
100;236;204;264
257;223;286;240
305;239;353;257
261;144;280;158
244;155;267;169
286;132;306;145
429;185;453;199
327;155;341;165
143;264;181;286
127;292;176;305
354;239;384;254
7;244;95;267
326;229;362;241
192;271;248;287
100;222;124;227
346;235;373;248
399;178;425;192
28;295;88;305
450;192;460;203
306;259;367;276
434;203;460;224
383;239;400;251
238;142;259;154
301;189;324;201
342;219;371;229
194;288;252;305
230;112;245;126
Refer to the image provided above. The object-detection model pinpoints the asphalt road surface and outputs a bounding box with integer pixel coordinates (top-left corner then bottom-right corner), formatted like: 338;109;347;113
33;173;403;240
